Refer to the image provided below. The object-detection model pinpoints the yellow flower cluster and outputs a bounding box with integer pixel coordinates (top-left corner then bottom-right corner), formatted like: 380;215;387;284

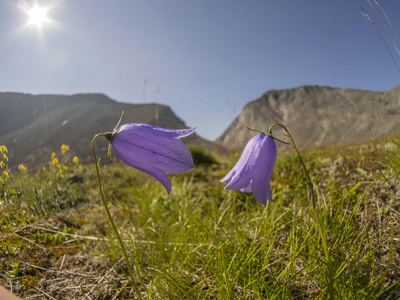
50;152;68;172
52;158;61;168
0;145;7;154
2;170;9;178
61;144;69;155
18;164;27;173
0;145;8;170
48;145;79;173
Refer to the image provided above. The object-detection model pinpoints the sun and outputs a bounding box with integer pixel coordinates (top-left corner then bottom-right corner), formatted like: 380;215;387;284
28;6;48;26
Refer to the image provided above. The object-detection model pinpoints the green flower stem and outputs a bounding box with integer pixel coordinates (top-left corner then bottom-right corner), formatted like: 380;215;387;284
312;208;334;299
268;122;316;209
268;123;335;297
92;133;143;299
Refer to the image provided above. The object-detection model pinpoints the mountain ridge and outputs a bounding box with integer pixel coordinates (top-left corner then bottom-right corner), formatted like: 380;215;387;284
2;84;400;170
216;84;400;151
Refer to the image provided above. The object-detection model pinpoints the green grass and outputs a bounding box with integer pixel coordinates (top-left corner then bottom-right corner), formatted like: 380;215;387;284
1;136;400;299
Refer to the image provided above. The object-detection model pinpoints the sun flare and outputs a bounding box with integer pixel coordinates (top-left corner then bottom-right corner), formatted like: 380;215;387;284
28;6;48;26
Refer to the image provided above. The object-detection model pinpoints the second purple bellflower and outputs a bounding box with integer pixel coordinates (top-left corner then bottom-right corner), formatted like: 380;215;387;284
221;132;277;205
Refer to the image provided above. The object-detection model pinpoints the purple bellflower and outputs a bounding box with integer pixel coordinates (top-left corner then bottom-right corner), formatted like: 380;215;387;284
105;123;195;194
221;133;277;205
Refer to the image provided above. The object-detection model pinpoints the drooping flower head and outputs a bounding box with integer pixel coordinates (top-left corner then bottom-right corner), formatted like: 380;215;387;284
221;132;277;205
105;123;195;194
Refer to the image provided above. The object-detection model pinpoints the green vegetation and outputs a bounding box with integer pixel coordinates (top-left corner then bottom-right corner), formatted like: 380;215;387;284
188;144;220;167
0;138;399;299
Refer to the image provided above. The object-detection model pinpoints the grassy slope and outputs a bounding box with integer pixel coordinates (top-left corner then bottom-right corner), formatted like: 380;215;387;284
0;135;399;299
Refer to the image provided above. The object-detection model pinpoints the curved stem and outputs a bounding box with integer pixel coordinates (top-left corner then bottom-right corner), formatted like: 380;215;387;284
268;122;316;209
91;134;143;298
247;127;290;145
268;123;334;295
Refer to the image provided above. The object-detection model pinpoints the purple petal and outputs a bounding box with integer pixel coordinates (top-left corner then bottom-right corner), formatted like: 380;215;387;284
221;133;277;205
117;123;195;139
142;168;172;194
111;123;195;193
221;134;264;190
113;143;173;193
240;181;252;193
113;123;194;174
113;138;193;174
250;135;277;205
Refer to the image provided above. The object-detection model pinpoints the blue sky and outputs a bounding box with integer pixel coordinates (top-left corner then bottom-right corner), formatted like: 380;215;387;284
1;0;400;140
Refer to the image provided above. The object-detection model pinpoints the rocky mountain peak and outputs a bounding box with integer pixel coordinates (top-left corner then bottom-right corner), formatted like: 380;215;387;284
216;85;400;151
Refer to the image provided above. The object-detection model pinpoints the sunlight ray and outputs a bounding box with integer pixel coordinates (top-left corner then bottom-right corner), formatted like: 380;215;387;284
49;19;129;58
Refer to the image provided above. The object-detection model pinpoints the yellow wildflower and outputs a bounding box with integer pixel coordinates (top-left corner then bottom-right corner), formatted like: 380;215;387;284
52;158;59;166
3;153;8;161
0;145;7;154
51;152;56;160
2;170;9;178
18;164;27;173
0;161;4;168
61;144;69;155
73;156;79;165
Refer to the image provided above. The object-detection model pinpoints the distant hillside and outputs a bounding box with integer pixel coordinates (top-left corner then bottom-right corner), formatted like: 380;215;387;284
0;92;220;170
216;85;400;151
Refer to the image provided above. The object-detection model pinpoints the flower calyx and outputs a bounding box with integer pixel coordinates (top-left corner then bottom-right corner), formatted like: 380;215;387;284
104;132;115;142
104;111;125;158
246;126;290;145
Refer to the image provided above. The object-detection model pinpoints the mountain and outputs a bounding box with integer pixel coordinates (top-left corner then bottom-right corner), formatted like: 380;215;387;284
216;85;400;151
0;92;219;170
